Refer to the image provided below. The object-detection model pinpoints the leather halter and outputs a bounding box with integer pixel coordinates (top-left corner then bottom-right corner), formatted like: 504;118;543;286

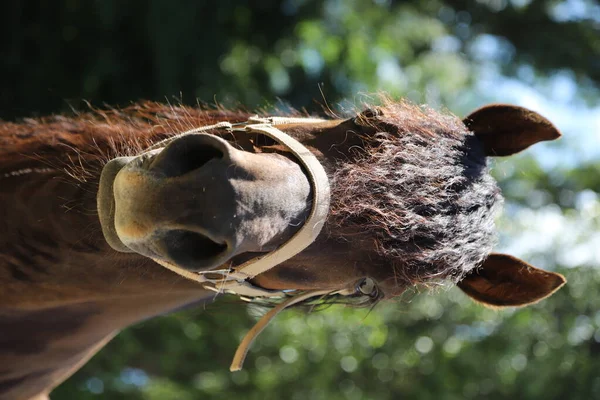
144;116;334;371
146;116;331;298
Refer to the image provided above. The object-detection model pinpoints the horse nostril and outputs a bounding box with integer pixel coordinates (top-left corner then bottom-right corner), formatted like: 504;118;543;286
149;135;224;178
160;229;229;271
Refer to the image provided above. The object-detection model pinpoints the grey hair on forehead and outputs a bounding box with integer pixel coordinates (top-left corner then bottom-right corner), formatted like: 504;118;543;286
329;100;503;286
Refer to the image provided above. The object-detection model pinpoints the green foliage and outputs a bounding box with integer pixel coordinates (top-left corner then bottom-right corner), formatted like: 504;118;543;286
2;0;598;119
54;264;600;399
2;0;598;398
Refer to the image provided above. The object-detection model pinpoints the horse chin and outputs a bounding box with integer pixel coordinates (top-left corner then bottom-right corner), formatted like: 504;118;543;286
97;156;137;253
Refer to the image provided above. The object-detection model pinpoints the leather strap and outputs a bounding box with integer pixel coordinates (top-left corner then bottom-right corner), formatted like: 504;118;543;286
143;116;332;370
147;116;331;298
229;289;332;371
223;122;330;280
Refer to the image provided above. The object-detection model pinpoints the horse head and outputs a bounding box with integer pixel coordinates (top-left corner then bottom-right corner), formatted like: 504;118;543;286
0;99;566;398
96;101;565;368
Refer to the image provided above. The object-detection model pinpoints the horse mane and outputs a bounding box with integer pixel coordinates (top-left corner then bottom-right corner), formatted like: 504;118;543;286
0;102;255;182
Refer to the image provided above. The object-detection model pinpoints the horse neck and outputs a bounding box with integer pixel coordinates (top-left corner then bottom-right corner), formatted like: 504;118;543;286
0;160;211;400
1;167;207;305
0;292;209;400
0;113;238;399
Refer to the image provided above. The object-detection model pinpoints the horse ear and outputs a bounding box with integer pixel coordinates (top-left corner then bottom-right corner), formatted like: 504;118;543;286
463;105;561;157
457;253;566;307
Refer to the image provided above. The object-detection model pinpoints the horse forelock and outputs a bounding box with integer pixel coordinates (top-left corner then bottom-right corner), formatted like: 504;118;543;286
329;100;503;287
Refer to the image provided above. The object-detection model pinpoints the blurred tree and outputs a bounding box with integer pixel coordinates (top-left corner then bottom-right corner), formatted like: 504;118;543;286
1;0;598;119
2;0;598;399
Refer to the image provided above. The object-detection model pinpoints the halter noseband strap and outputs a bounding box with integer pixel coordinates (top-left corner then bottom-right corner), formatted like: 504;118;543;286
148;116;331;299
145;117;333;370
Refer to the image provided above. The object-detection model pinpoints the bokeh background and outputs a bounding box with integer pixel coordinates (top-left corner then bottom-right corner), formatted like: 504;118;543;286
2;0;599;399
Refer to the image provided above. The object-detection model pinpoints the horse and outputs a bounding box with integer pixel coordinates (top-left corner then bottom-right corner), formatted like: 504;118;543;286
0;99;566;399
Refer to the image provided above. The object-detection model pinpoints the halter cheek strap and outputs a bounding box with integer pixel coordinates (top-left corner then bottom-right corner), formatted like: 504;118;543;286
144;116;333;370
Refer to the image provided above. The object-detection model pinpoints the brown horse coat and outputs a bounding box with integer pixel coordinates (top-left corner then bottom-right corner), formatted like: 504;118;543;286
0;101;564;399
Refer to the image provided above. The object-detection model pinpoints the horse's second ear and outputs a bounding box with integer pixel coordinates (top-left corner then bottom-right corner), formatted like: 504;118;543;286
457;253;566;307
463;105;561;156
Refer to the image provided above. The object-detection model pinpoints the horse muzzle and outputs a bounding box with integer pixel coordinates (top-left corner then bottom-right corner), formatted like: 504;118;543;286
97;133;311;271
